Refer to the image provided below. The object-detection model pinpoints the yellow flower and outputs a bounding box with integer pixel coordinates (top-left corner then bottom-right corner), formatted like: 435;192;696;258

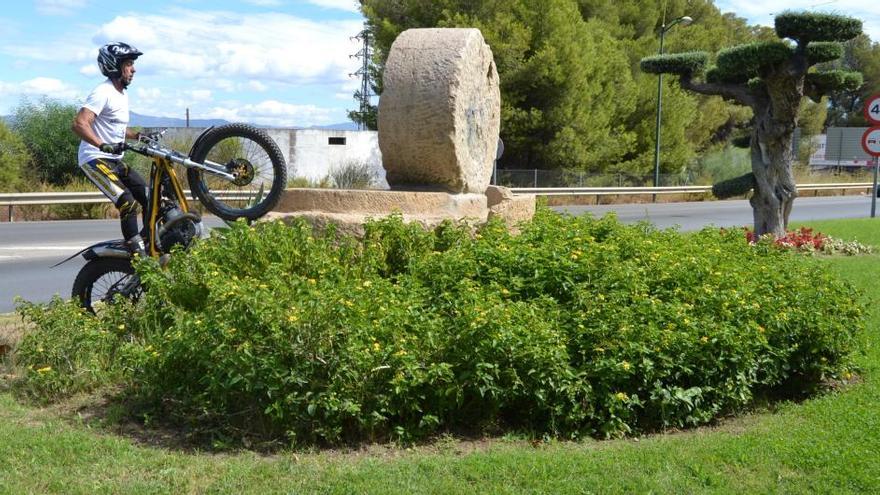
288;314;299;323
373;342;381;351
395;349;407;357
621;361;631;371
259;284;268;289
700;336;709;344
117;324;126;330
615;392;628;402
307;278;317;285
36;366;52;374
362;280;372;288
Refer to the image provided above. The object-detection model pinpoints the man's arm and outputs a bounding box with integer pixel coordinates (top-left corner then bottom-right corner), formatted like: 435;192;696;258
71;108;103;148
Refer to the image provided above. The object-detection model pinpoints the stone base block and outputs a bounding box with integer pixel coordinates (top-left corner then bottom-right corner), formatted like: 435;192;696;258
264;188;489;236
486;185;536;230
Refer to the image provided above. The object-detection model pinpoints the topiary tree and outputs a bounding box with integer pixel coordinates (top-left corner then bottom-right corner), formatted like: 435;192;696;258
641;12;863;237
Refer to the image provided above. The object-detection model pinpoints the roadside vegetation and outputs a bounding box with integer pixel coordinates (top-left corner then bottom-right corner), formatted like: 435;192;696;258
0;214;878;492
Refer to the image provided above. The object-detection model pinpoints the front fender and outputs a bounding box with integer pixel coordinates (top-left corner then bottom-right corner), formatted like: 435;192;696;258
52;239;130;268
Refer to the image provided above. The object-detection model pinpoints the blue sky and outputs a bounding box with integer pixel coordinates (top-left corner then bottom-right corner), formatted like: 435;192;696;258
1;1;876;127
0;0;365;126
713;0;878;42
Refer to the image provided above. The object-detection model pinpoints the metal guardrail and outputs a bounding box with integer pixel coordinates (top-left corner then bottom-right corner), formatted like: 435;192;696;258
0;191;256;222
509;182;875;196
1;183;875;221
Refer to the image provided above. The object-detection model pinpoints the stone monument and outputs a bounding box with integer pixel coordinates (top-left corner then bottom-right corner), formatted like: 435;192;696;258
266;28;535;234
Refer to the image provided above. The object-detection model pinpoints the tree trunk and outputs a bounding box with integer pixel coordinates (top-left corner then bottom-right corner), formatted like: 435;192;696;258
749;79;801;238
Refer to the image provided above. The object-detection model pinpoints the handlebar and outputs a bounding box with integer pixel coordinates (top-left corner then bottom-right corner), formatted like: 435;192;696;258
120;131;238;182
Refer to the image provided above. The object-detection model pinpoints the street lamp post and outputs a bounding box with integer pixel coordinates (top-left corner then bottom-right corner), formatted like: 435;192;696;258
652;15;692;198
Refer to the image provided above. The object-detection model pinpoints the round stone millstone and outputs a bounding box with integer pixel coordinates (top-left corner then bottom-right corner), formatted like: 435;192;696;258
378;28;501;193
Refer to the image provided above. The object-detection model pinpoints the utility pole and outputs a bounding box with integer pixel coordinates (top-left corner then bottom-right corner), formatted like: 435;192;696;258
350;23;374;130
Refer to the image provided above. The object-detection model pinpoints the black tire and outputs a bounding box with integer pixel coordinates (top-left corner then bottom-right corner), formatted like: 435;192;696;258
187;123;287;221
72;258;139;313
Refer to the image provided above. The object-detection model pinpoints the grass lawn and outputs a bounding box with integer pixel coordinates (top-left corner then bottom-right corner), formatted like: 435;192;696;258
2;218;880;494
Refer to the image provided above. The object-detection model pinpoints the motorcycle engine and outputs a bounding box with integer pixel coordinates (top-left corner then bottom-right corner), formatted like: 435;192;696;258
156;202;200;252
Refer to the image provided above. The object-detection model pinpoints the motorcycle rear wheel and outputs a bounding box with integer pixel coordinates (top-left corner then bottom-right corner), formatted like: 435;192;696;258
187;123;287;221
72;258;140;313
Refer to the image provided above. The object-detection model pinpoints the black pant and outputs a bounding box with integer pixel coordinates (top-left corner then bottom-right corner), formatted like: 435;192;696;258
80;159;149;240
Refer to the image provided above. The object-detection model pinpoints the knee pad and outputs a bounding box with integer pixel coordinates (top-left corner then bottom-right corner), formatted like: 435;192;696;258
116;193;140;219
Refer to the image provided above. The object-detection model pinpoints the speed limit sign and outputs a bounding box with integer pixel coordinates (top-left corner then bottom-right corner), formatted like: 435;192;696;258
866;94;880;124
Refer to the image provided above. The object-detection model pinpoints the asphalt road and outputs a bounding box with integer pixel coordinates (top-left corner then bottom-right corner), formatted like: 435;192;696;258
2;195;878;313
0;218;224;313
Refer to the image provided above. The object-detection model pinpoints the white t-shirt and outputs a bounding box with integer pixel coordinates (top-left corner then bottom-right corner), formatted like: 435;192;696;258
77;79;129;166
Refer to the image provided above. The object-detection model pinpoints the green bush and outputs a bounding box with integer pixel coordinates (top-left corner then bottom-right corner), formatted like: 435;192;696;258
715;41;793;78
11;298;139;401
0;121;32;192
775;11;862;43
10;209;866;445
12;98;80;186
640;51;709;76
806;70;863;94
806;41;844;64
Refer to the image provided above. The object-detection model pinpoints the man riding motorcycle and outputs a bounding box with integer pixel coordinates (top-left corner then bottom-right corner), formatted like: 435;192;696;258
72;42;148;257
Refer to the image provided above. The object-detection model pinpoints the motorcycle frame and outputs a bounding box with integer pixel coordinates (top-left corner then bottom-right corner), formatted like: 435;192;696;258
145;155;192;257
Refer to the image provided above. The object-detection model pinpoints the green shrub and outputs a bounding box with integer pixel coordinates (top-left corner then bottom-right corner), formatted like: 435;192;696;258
640;51;709;76
775;11;862;43
0;121;32;192
329;160;379;189
11;298;140;401
9;209;866;445
12;98;80;186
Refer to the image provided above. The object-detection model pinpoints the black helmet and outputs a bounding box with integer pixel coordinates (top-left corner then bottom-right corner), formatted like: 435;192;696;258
97;42;143;78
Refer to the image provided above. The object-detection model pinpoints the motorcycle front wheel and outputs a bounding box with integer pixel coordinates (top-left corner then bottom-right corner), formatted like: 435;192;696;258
187;123;288;221
72;258;141;313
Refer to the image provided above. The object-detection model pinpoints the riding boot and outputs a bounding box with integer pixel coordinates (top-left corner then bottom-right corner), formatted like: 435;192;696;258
126;234;149;259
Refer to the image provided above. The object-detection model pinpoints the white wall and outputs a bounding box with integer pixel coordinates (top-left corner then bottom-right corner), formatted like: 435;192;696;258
158;127;385;187
289;129;385;187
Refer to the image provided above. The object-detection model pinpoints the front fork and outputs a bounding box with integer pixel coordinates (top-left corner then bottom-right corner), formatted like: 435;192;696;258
146;158;192;257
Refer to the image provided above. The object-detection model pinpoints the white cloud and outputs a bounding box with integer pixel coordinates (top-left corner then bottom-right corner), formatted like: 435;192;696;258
135;87;162;101
35;0;88;16
187;89;212;102
203;99;337;127
307;0;360;13
87;10;363;86
0;77;82;101
714;0;880;42
79;64;99;77
248;80;269;92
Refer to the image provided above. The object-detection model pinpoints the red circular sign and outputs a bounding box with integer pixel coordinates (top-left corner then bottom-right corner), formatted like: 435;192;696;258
862;127;880;157
866;94;880;125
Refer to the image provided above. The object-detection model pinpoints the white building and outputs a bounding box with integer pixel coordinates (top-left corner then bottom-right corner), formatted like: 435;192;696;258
160;127;386;187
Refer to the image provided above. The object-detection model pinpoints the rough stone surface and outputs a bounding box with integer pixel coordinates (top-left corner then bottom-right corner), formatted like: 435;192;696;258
485;186;536;230
485;185;515;207
265;188;489;237
378;28;501;193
